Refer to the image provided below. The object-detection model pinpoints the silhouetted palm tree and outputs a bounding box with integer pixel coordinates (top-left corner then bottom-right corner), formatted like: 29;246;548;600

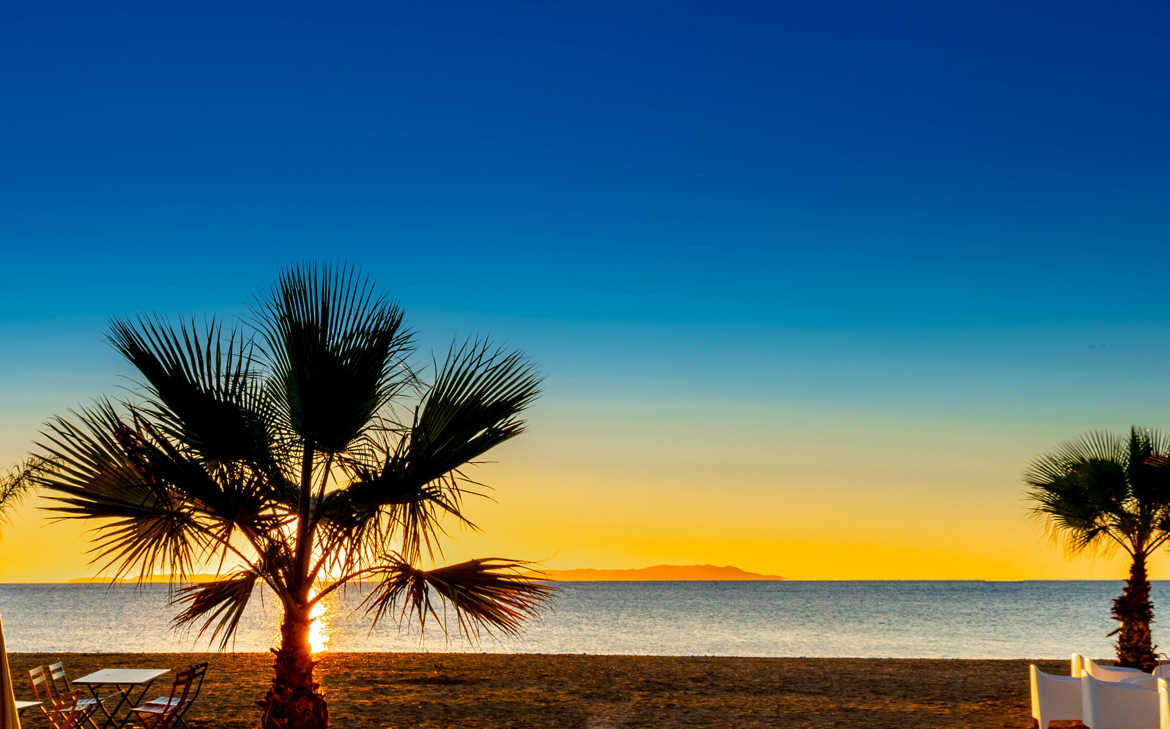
1026;428;1170;671
0;461;36;520
30;265;550;729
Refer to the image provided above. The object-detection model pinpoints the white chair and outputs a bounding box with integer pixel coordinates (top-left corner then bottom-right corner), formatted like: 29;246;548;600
1082;673;1159;728
1157;678;1170;729
1087;657;1152;682
1031;664;1082;729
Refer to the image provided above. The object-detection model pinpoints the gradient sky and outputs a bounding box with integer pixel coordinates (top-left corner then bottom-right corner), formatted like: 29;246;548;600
2;1;1170;581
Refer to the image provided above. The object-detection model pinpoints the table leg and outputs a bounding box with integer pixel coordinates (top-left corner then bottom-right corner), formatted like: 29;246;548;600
85;683;123;729
112;680;158;729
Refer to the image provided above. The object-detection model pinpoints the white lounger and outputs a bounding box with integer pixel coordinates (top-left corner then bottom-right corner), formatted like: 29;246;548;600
1157;678;1170;729
1082;673;1159;729
1031;664;1083;729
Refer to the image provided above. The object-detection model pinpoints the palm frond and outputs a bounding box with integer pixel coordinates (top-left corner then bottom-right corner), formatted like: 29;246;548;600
1126;428;1170;513
322;450;471;566
257;263;414;454
324;340;539;559
172;569;260;649
109;317;276;466
360;555;552;638
409;339;541;479
34;402;215;581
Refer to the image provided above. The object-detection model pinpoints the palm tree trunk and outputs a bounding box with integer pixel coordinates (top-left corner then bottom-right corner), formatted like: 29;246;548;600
1112;551;1157;671
259;603;328;729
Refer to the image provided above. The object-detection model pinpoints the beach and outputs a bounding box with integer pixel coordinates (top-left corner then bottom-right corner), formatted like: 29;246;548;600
10;653;1060;728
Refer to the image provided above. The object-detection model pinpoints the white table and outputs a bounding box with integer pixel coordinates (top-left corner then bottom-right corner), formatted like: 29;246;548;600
72;667;170;729
14;699;39;714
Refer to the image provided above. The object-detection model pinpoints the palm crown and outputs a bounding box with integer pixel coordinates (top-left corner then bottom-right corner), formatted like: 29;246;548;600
30;265;550;728
1026;428;1170;557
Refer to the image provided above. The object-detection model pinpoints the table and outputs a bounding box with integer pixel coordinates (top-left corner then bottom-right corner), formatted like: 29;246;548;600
14;699;40;714
72;667;170;729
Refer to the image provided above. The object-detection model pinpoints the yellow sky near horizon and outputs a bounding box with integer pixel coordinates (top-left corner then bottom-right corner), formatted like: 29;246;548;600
0;413;1163;584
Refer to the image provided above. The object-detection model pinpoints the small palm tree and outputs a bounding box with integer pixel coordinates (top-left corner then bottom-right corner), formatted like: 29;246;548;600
0;461;36;522
29;265;551;729
1026;428;1170;671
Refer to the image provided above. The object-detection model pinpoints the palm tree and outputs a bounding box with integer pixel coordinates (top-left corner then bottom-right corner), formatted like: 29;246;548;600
0;460;37;521
1026;428;1170;671
28;265;551;729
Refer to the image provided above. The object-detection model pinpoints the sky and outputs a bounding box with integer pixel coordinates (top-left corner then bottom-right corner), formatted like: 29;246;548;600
1;1;1169;581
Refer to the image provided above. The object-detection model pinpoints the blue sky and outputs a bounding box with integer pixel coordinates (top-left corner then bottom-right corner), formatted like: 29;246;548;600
1;1;1169;578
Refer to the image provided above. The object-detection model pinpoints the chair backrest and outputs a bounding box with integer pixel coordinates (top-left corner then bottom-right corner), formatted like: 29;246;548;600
1086;657;1151;682
185;662;208;705
1082;673;1158;729
48;661;73;695
29;665;53;702
165;663;208;711
29;665;81;729
1073;653;1086;677
1031;664;1082;729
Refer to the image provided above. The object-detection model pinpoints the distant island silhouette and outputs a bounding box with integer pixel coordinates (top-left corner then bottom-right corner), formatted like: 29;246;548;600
544;564;784;581
67;564;783;584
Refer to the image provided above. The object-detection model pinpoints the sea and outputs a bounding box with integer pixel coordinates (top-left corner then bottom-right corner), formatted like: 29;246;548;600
0;580;1160;658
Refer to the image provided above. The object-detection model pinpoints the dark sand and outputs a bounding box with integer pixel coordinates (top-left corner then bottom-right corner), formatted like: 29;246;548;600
10;653;1066;728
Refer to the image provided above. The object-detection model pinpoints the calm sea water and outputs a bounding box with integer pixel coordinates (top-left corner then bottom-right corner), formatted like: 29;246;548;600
0;580;1160;658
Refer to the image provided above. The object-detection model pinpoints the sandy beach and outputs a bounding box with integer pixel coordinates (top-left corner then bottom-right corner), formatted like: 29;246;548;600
9;653;1065;728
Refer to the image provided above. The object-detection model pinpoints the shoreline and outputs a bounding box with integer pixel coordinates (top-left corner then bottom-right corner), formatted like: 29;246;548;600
8;653;1055;728
8;650;1083;659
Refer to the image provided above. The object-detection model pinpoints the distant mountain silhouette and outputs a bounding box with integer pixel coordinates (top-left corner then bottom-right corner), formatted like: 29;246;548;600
543;564;783;581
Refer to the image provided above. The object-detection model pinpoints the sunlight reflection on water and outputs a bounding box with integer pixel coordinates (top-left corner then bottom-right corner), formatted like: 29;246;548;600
308;592;330;654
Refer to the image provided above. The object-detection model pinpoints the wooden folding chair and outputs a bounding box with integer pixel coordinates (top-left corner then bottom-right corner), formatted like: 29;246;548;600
48;661;114;726
130;662;207;729
29;664;88;729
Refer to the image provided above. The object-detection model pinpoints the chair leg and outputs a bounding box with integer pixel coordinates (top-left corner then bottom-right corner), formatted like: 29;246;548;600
134;711;166;729
40;708;69;729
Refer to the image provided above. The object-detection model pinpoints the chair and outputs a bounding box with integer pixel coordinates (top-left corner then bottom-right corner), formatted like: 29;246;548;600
1157;678;1170;729
1087;657;1153;683
1082;673;1159;728
1031;664;1083;729
29;665;87;729
48;661;114;726
130;662;207;729
1073;653;1086;677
